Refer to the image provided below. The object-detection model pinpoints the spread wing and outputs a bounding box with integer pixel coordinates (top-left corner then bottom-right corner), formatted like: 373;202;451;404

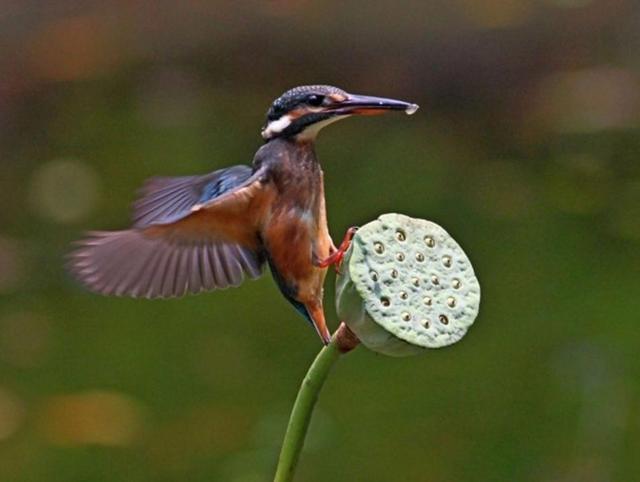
69;164;275;298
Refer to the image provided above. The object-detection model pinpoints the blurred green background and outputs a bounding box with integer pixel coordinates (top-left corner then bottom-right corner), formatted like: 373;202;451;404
1;1;640;481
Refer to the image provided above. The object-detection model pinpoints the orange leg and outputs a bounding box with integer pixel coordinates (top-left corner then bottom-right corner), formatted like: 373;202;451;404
316;226;358;273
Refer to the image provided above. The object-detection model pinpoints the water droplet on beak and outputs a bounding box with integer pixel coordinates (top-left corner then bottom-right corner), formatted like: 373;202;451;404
405;103;419;115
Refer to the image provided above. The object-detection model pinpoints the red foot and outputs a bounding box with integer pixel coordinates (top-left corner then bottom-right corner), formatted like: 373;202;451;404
317;226;358;273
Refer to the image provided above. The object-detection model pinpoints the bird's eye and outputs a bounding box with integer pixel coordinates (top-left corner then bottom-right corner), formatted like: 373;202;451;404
306;94;325;107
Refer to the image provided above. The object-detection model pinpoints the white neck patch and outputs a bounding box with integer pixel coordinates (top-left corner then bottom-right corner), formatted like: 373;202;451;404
261;114;293;140
261;113;350;141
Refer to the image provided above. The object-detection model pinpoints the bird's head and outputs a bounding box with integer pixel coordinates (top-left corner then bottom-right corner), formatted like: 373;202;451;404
261;85;419;142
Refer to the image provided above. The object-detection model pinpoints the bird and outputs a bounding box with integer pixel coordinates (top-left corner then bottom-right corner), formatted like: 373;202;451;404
69;85;418;344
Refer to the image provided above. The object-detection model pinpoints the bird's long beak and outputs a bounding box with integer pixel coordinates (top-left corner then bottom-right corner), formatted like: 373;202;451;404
330;94;419;116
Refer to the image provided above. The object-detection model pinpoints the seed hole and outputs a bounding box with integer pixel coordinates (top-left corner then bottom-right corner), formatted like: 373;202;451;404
452;278;462;289
431;275;440;285
395;230;406;242
442;255;452;268
447;297;456;307
439;314;449;325
380;297;390;307
421;319;430;328
424;236;436;248
391;269;398;279
401;311;411;321
374;242;385;254
412;277;420;287
423;296;432;306
400;291;408;300
370;270;379;282
396;252;405;262
416;252;425;262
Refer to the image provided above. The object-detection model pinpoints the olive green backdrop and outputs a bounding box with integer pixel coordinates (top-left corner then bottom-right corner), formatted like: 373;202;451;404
1;1;639;481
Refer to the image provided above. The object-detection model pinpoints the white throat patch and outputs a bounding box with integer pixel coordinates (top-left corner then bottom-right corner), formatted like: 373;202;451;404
294;115;349;141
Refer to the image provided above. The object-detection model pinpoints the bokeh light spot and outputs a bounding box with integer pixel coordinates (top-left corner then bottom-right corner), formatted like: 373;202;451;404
28;158;100;224
27;16;121;82
38;390;145;447
460;0;533;29
532;68;640;133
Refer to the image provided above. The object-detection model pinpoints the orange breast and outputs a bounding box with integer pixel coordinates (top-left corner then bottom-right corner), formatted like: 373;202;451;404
263;206;331;303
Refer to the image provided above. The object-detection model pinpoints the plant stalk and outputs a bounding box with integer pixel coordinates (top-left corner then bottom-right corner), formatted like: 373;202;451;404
273;323;358;482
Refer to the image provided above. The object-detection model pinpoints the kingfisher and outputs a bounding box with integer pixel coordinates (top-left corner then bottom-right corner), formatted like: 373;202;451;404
69;85;418;344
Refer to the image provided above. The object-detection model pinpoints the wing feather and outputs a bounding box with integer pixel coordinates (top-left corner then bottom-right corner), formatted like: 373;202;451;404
132;166;255;228
69;163;272;298
69;229;264;299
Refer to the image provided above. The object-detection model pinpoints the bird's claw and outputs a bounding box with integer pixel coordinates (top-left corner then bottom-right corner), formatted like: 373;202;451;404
317;226;358;273
334;251;346;275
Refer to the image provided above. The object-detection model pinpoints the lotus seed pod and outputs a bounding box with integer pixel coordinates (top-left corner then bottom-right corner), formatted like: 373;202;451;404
335;213;481;356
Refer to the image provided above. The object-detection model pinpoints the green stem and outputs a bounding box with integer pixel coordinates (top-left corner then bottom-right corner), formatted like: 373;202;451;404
273;324;358;482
